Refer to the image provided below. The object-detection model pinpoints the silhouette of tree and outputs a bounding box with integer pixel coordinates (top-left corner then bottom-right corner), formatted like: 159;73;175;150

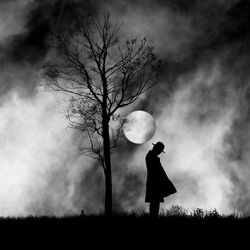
42;12;161;216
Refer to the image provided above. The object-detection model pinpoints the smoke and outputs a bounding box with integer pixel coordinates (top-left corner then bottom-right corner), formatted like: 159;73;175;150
0;86;98;216
0;0;250;216
103;0;250;215
149;62;238;213
112;62;239;214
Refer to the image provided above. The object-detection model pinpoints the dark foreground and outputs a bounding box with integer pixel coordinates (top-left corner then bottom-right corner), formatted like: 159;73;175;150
0;209;248;248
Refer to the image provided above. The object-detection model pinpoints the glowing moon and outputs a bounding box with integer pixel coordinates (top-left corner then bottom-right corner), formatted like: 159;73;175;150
123;110;156;144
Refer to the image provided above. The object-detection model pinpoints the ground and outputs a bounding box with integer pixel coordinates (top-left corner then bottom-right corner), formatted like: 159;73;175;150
0;208;247;248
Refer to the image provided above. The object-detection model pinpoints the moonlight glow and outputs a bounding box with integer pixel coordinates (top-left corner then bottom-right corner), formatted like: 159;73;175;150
123;111;156;144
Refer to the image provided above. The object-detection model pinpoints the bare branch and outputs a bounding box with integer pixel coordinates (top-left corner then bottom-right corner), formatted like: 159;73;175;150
41;11;161;162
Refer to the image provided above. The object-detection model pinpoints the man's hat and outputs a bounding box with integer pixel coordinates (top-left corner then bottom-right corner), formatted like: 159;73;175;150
152;141;165;153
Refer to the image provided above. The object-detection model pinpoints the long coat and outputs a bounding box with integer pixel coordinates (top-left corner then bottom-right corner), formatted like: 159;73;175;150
145;150;177;203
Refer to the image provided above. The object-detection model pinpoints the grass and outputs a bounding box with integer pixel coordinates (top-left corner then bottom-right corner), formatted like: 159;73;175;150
0;206;248;247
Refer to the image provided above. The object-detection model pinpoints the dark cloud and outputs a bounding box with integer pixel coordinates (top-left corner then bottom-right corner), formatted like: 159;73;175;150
1;0;250;215
0;0;102;65
0;0;100;96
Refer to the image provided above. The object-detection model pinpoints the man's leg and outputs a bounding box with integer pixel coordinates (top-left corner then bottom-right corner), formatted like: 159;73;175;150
149;201;160;217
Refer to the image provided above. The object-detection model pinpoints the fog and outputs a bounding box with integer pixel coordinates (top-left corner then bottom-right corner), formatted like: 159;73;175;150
0;0;250;216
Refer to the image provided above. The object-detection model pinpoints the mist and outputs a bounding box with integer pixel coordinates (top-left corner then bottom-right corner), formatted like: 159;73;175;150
0;0;250;216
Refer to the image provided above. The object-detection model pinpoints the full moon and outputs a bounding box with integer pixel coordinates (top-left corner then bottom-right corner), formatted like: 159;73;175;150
123;110;156;144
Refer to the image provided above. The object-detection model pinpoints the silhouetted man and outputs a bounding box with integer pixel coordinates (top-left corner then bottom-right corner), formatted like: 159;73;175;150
145;141;177;217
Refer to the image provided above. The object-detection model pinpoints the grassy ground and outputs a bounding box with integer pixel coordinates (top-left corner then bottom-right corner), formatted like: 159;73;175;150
0;206;248;248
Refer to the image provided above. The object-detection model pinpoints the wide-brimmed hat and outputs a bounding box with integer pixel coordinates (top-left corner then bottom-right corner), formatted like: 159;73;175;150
152;141;165;153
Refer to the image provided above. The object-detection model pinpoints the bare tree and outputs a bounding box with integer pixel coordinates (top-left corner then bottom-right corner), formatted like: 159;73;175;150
42;13;161;215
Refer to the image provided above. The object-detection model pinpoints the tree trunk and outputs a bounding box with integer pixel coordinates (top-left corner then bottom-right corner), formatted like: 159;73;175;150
103;115;112;216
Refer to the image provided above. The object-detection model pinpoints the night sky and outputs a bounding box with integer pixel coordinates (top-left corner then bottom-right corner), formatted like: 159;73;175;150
1;0;250;216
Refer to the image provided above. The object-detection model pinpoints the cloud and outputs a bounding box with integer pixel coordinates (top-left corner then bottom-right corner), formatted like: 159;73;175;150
0;0;33;42
121;61;238;214
0;87;95;216
1;0;250;216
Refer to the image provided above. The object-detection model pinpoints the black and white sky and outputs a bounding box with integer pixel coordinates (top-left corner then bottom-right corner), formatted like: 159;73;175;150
1;0;250;216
